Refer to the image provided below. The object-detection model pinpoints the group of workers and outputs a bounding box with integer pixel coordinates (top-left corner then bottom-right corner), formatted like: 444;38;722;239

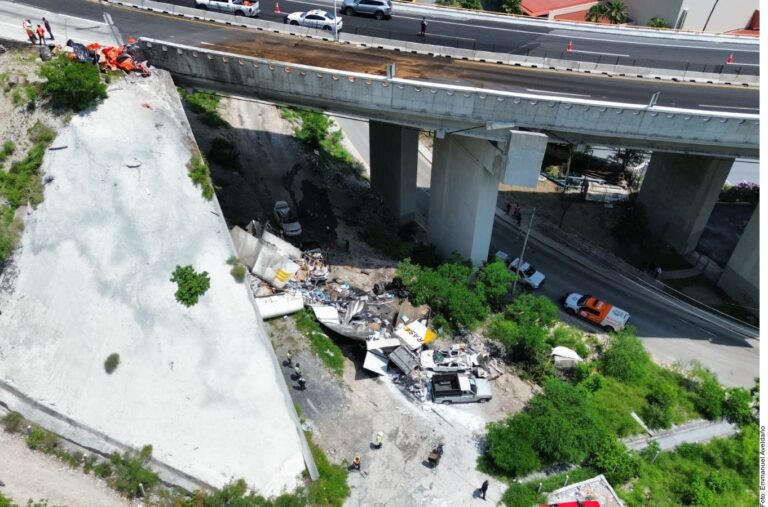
22;18;54;46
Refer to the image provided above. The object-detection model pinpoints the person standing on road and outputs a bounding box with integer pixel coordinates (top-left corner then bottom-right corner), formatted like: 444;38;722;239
297;376;306;391
42;17;54;41
286;350;293;367
23;20;35;45
35;24;46;45
374;431;383;449
654;266;662;279
513;205;522;226
419;17;427;37
479;479;489;500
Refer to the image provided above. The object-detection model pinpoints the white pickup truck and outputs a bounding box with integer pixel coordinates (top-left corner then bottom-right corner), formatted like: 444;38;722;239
195;0;260;17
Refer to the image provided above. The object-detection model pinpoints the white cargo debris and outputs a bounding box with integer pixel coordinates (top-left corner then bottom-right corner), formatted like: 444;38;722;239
551;346;583;368
262;230;302;260
230;226;261;269
252;240;300;290
395;320;436;351
254;292;304;319
363;349;389;376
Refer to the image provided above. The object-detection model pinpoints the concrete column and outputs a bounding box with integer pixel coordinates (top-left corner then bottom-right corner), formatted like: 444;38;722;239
369;121;419;224
638;152;733;254
718;204;759;317
427;130;547;264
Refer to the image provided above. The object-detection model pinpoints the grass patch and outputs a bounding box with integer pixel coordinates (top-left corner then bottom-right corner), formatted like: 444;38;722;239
280;105;353;165
587;376;645;436
104;353;120;374
178;88;229;128
306;434;350;507
109;445;160;498
1;411;25;433
26;426;59;452
294;309;344;376
187;154;214;200
0;140;16;162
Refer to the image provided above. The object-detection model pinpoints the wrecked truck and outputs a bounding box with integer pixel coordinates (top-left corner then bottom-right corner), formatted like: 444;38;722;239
431;373;492;404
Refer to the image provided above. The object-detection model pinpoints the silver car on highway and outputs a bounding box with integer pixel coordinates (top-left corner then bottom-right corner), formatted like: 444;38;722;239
341;0;392;19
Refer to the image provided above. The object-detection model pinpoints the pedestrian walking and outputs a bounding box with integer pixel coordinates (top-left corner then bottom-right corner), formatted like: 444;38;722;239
479;479;489;500
297;376;306;391
352;455;361;471
373;431;383;449
345;239;350;253
35;24;45;45
654;266;662;279
505;202;512;215
23;20;36;45
286;350;293;367
293;363;302;377
513;205;522;226
419;17;427;37
42;17;54;40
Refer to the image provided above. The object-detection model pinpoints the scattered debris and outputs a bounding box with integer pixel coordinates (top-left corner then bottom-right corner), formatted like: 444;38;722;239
59;40;151;77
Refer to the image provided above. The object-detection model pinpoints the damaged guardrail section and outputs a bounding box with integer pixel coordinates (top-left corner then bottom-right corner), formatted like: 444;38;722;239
140;39;759;158
106;0;758;87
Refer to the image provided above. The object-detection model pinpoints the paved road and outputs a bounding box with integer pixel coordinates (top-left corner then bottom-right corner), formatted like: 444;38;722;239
154;0;760;75
9;0;758;114
335;118;759;388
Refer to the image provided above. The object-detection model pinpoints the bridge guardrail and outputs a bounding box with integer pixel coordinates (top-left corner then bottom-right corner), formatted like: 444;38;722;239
103;0;758;87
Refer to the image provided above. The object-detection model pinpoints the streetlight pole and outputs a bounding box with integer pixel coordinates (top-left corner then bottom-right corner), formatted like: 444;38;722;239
334;0;338;42
511;207;535;295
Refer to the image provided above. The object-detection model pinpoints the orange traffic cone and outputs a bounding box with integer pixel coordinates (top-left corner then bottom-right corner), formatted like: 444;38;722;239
274;0;280;13
566;40;573;52
726;53;733;64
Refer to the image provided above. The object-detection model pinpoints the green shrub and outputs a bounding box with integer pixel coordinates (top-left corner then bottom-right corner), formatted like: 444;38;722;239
207;137;240;169
306;437;350;507
694;376;725;420
600;327;651;384
474;258;515;310
2;411;24;433
590;435;639;484
40;56;107;111
647;16;669;28
179;90;230;128
186;479;308;506
26;426;59;452
2;140;15;156
488;317;550;380
503;293;558;328
723;387;754;426
93;462;113;478
642;381;676;429
188;154;214;200
294;309;344;376
110;445;159;498
104;353;120;374
170;265;211;307
548;325;589;358
230;263;246;283
501;483;543;506
486;413;542;476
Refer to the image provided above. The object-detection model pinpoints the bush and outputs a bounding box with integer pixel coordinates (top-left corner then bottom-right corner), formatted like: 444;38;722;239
600;327;651;384
26;426;59;452
170;265;211;307
104;353;120;374
548;325;589;358
590;435;639;484
501;483;543;506
2;411;24;433
503;294;558;328
488;317;550;380
180;89;230;128
719;181;758;205
694;376;725;420
207;137;240;169
642;382;676;429
40;56;107;111
295;110;329;150
187;479;308;506
474;259;515;310
230;263;246;283
486;413;542;476
647;16;669;28
188;154;214;201
723;387;754;425
110;445;159;498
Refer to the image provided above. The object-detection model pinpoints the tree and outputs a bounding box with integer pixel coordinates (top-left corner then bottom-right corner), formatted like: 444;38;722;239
647;16;669;28
611;148;646;172
586;3;607;22
475;259;515;310
591;435;639;484
486;413;542;476
170;265;211;307
458;0;482;9
600;327;651;384
695;377;725;420
500;0;523;15
40;56;107;112
605;0;628;23
642;381;676;429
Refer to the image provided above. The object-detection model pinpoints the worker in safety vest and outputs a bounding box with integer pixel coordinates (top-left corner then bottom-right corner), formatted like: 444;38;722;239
35;24;46;45
23;20;35;44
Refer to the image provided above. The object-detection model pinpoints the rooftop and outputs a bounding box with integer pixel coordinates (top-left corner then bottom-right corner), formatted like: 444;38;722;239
521;0;596;17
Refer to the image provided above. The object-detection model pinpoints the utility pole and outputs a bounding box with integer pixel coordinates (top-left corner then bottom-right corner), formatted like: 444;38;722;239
334;0;339;42
511;207;535;295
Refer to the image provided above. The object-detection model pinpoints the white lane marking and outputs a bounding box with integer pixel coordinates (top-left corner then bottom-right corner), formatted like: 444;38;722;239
526;88;591;97
699;104;760;111
569;49;629;57
305;398;320;415
727;62;760;67
200;41;213;45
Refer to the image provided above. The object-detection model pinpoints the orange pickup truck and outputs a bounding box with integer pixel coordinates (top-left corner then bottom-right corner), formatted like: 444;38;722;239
562;292;630;333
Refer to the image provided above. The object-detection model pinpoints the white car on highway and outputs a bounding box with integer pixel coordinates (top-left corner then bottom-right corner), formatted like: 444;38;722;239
284;10;343;32
509;257;545;289
194;0;260;17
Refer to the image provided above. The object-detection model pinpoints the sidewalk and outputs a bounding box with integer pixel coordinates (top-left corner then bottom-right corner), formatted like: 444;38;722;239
623;419;739;451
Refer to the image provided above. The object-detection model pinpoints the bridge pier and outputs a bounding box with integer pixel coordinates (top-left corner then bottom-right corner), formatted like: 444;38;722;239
369;121;419;224
718;203;759;316
427;130;547;264
638;152;733;255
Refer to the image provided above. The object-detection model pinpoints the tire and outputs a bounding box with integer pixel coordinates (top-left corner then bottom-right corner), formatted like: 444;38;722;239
374;10;384;20
290;20;299;25
234;10;244;16
603;325;615;333
344;7;354;15
198;4;208;9
323;25;332;31
440;400;452;405
565;307;576;316
478;398;489;404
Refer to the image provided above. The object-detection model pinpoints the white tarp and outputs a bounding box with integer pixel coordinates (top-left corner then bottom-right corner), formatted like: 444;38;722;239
551;346;583;368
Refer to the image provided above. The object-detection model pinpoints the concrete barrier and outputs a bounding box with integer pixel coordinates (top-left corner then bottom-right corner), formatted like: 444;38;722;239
140;38;759;159
102;0;759;87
